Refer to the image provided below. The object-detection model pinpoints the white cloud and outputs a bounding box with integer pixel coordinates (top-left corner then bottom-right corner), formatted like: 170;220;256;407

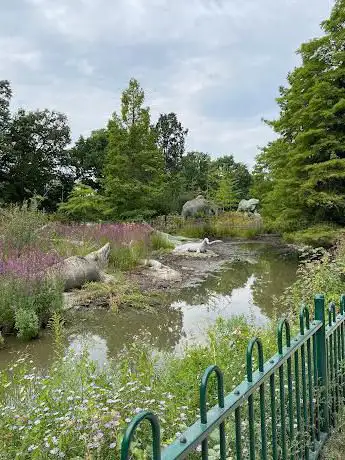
0;37;41;73
6;0;336;165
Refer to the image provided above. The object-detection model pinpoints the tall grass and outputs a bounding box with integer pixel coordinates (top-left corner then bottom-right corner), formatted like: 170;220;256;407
0;207;171;342
173;212;263;239
0;203;48;252
0;246;64;339
283;223;343;248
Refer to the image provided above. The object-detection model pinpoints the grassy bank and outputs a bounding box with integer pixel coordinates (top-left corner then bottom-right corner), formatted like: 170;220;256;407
1;235;345;458
151;212;264;239
0;206;171;343
283;224;345;249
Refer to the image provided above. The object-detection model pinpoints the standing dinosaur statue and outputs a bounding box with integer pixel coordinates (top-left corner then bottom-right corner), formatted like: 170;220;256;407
173;238;223;254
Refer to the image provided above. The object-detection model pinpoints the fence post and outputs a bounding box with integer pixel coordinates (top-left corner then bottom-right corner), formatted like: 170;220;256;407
314;294;329;434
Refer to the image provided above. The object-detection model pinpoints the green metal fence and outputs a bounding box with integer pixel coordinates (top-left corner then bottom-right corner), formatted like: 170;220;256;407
121;294;345;459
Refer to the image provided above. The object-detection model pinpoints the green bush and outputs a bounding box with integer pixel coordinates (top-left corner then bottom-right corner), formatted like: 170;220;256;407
0;203;48;251
149;232;174;251
57;184;106;222
0;277;63;339
15;308;39;340
177;213;263;239
119;209;158;222
109;241;148;271
284;224;343;248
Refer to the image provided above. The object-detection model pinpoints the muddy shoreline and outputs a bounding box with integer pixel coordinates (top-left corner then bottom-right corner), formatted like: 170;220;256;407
126;234;297;293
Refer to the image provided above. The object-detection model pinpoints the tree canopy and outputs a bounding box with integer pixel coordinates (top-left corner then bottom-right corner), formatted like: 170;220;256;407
254;0;345;230
155;112;188;173
0;78;251;220
103;79;165;218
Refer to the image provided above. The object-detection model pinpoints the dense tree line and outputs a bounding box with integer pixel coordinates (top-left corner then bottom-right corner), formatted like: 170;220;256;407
251;0;345;231
0;78;251;221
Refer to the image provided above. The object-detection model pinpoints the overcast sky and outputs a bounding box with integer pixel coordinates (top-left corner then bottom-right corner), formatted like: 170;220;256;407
1;0;334;167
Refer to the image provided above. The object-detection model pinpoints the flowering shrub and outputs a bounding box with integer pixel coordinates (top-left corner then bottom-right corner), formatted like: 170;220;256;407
0;246;63;338
0;203;48;252
48;222;153;248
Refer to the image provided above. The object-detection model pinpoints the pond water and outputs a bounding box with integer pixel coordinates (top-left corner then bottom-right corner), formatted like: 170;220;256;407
0;241;299;368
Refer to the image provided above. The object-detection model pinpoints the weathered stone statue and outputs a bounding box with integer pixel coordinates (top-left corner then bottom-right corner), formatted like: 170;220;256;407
173;238;222;254
181;195;217;218
237;198;260;214
140;259;182;281
49;243;111;291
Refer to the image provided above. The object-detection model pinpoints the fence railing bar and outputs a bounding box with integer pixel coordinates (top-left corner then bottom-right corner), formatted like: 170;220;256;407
269;373;278;460
307;336;316;449
301;341;310;458
161;322;322;459
325;313;345;338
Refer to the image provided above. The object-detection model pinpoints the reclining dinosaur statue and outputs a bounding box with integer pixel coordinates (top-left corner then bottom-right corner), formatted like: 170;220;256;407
48;243;111;291
173;238;222;254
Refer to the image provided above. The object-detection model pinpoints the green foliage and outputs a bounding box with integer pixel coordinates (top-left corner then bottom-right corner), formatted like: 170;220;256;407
0;80;12;183
213;172;239;211
58;184;105;222
255;1;345;231
15;308;39;341
177;213;263;239
149;232;175;251
2;104;72;210
0;202;48;251
68;129;108;190
0;277;63;338
284;224;343;248
104;79;165;218
78;277;163;313
48;311;65;357
321;406;345;459
109;242;148;271
0;79;252;219
209;155;251;202
180;151;211;193
119;208;157;222
155;112;188;173
0;316;274;459
275;238;345;313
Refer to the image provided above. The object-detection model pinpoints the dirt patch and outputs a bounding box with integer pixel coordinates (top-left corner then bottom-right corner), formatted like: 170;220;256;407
126;235;292;293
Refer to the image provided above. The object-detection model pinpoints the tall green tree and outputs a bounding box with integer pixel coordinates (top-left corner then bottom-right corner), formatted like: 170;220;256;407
214;172;239;211
0;80;11;141
209;155;251;201
3;108;71;209
69;129;108;190
181;151;211;194
58;184;105;221
155;113;188;173
0;80;12;193
104;79;164;218
256;0;345;229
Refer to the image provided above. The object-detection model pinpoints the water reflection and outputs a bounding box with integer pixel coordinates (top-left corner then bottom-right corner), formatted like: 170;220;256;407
0;242;299;368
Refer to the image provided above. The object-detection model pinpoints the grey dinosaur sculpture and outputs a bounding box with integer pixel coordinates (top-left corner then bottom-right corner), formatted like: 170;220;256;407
237;198;260;214
173;238;222;254
49;243;111;291
181;195;217;218
140;259;182;281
